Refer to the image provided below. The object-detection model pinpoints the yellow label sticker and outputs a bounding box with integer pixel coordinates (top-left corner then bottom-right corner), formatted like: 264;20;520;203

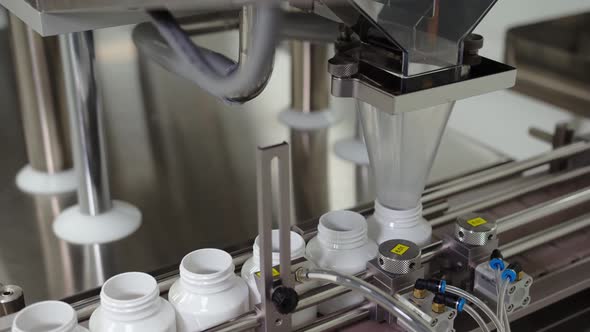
467;217;487;227
391;244;410;255
255;268;280;278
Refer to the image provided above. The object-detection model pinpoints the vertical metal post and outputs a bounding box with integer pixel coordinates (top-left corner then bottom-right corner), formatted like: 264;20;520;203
290;41;329;113
290;41;330;221
63;31;112;215
256;142;293;332
9;15;72;173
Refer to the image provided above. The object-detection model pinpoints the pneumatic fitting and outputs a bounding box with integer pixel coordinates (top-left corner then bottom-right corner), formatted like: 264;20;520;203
432;293;465;313
502;262;523;282
414;278;447;297
489;249;505;271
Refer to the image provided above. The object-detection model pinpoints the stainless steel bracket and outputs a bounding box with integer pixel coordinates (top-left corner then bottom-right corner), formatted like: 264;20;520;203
256;142;294;332
329;55;517;114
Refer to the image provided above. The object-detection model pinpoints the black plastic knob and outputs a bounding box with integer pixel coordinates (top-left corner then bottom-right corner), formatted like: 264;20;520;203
271;286;299;315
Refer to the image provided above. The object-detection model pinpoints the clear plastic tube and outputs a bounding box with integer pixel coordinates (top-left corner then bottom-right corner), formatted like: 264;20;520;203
464;304;490;332
446;286;504;332
299;269;434;332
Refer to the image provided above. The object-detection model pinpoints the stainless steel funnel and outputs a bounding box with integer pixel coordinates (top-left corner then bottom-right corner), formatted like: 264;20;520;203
358;101;453;210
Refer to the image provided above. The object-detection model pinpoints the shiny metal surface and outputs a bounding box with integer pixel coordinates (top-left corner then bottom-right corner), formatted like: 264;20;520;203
506;13;590;118
290;41;329;113
8;15;71;173
497;186;590;234
299;303;371;332
377;240;421;275
0;285;25;317
429;165;590;227
423;141;590;203
0;22;509;306
65;31;112;215
330;57;517;115
256;142;293;331
291;130;329;222
501;213;590;258
455;213;497;246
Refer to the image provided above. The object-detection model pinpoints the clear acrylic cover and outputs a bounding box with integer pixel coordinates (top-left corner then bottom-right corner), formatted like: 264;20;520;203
358;100;453;210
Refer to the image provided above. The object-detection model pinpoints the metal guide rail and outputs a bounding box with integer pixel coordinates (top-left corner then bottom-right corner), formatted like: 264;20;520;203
1;143;590;331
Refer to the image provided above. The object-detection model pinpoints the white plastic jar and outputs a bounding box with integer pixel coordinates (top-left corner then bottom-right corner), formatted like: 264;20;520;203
367;200;432;246
168;248;249;332
12;301;88;332
241;230;317;328
89;272;176;332
306;210;378;314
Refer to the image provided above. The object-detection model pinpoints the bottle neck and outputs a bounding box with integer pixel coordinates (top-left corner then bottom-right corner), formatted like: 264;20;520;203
12;301;78;332
179;248;237;294
252;230;306;268
373;200;423;228
317;210;369;250
100;272;161;322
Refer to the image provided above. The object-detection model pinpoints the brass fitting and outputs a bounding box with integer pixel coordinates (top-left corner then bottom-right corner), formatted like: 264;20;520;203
432;302;446;314
413;288;427;299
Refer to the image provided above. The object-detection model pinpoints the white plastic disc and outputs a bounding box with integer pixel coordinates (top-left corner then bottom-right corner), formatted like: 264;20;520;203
333;138;370;165
53;200;142;245
278;109;340;131
16;165;78;195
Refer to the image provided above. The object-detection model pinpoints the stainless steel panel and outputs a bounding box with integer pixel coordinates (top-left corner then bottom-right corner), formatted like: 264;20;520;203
0;24;508;304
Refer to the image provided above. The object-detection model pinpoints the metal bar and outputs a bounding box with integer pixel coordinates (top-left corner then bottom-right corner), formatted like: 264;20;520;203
422;142;590;203
420;240;444;263
204;312;261;332
64;31;112;215
497;186;590;234
256;142;292;331
298;303;371;332
291;41;329;113
429;165;590;227
9;14;71;173
501;213;590;258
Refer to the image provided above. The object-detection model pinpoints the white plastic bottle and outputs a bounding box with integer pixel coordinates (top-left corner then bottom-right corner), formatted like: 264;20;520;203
367;200;432;246
241;230;317;328
89;272;176;332
12;301;88;332
168;248;249;332
306;210;378;314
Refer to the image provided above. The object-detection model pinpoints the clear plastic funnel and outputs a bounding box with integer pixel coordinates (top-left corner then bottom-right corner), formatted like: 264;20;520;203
358;101;453;210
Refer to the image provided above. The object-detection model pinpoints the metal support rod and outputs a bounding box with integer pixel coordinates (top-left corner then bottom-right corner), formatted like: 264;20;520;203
497;186;590;234
429;165;590;227
289;41;330;222
422;142;590;202
501;213;590;258
64;31;112;215
256;142;293;331
290;41;329;113
297;303;371;332
9;14;71;173
203;312;261;332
